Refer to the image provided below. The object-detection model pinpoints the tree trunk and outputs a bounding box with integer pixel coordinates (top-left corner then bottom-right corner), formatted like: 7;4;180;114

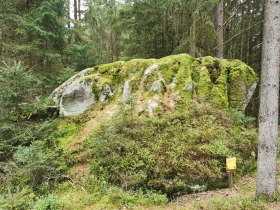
246;0;252;65
67;0;71;28
189;19;196;56
216;0;224;58
78;0;81;20
74;0;77;20
240;5;245;61
256;0;280;197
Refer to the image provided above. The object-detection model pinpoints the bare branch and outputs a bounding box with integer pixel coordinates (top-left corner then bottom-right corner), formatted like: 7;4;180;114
213;20;264;50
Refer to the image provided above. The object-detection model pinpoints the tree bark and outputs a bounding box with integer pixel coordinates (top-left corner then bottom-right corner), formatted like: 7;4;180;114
78;0;81;20
189;19;196;56
256;0;280;197
74;0;77;20
216;0;224;58
67;0;71;28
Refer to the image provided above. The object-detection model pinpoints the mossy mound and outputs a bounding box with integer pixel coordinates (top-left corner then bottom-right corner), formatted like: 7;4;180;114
88;104;257;196
51;54;258;116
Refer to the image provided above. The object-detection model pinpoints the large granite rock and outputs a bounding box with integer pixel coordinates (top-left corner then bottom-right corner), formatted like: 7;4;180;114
51;54;258;116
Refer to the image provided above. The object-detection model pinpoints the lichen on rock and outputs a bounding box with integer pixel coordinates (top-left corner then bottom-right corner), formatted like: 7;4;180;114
99;84;114;102
51;54;258;116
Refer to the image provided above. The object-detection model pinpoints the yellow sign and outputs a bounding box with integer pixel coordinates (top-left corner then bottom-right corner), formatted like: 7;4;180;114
226;157;236;171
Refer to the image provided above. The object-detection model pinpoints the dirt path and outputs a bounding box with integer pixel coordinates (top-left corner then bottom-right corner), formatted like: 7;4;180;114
68;103;117;150
164;175;255;210
67;103;118;182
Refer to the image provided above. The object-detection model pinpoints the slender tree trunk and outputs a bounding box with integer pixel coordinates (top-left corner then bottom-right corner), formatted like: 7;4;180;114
246;0;252;65
216;0;224;58
78;0;81;20
189;19;196;56
67;0;71;28
189;0;198;56
240;31;244;60
256;0;280;197
110;28;113;62
26;0;30;11
0;26;3;57
240;6;245;60
74;0;77;20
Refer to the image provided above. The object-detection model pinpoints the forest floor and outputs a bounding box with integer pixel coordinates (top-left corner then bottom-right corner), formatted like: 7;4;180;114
157;160;280;210
63;155;280;209
62;164;280;210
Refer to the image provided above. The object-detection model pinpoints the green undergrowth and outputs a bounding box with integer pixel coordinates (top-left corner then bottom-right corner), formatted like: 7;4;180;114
87;103;258;198
0;182;168;209
0;119;74;188
203;196;265;210
0;56;260;209
0;104;259;209
56;115;90;147
0;117;85;209
68;171;169;208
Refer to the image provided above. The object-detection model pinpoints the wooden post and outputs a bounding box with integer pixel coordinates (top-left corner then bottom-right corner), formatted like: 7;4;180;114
228;172;233;188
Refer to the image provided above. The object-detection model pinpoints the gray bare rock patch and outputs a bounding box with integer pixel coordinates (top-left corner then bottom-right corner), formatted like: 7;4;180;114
122;80;131;103
150;79;166;93
59;81;95;116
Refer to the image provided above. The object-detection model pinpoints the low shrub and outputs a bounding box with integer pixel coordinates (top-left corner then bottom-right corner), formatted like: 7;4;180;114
0;187;35;210
32;195;65;210
2;140;70;190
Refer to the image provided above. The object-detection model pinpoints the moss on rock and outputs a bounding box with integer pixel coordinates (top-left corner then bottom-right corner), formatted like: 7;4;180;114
228;59;258;110
210;59;229;108
51;54;258;116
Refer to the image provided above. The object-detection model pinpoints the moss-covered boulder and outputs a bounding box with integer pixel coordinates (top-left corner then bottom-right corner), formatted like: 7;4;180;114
49;54;259;197
51;54;258;116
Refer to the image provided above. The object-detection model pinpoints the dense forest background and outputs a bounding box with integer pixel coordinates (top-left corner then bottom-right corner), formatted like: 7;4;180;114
0;0;264;111
0;0;266;208
0;0;264;73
